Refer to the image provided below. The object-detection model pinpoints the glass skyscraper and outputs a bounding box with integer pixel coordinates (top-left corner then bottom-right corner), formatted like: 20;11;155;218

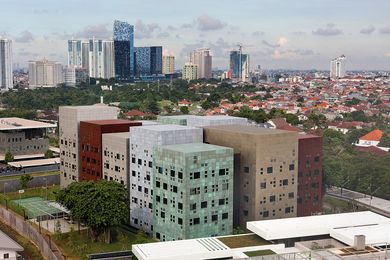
230;50;249;82
134;46;162;77
113;20;134;81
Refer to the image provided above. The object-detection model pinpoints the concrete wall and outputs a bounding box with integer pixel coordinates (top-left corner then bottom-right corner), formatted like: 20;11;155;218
0;174;59;193
0;206;62;260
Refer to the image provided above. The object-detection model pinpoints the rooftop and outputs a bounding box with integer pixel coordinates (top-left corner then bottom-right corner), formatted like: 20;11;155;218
0;230;23;251
298;133;321;139
0;117;56;131
133;124;199;132
360;129;383;141
102;132;130;139
247;211;390;241
81;119;140;126
160;143;232;153
203;125;294;136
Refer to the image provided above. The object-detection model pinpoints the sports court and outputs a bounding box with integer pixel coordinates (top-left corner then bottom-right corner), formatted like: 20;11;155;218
12;197;67;219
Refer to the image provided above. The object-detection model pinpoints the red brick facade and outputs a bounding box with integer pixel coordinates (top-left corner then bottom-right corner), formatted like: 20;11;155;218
297;134;323;216
79;120;141;181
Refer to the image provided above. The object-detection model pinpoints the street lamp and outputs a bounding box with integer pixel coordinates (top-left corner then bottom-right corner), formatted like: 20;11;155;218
370;187;381;208
340;179;350;196
3;182;7;195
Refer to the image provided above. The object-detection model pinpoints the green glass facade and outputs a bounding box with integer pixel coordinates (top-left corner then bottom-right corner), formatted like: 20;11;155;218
153;143;234;241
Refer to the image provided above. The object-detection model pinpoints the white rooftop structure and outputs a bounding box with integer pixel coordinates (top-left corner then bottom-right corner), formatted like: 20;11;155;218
187;115;248;127
330;222;390;246
0;230;23;252
133;236;284;260
0;117;57;130
247;211;390;241
8;158;60;168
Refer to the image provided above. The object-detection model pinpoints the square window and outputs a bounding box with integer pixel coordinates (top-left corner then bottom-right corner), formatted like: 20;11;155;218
212;214;218;221
219;199;225;205
260;182;266;189
194;172;200;179
289;164;295;171
201;201;207;208
267;167;273;174
269;195;275;202
222;213;228;219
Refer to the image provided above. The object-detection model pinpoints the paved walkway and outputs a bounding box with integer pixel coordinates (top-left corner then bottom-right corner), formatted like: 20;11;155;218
327;186;390;217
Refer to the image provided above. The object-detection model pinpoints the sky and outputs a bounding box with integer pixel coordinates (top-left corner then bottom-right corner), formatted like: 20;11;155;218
1;0;390;70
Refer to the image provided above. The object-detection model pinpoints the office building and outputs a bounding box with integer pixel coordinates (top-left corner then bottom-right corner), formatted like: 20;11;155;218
88;39;115;79
133;211;390;260
79;120;141;182
0;117;56;161
113;20;134;81
162;55;175;74
204;125;298;228
0;39;13;91
64;66;89;87
59;105;118;187
129;125;203;234
28;59;63;88
182;63;198;80
134;46;162;77
190;48;212;79
102;132;130;187
153;143;234;241
297;134;323;216
230;50;250;82
330;55;346;78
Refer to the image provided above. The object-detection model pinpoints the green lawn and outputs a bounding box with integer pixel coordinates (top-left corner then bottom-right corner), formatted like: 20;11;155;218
6;185;60;201
244;249;275;257
322;195;368;214
0;220;44;260
217;234;270;249
52;227;154;260
0;171;60;181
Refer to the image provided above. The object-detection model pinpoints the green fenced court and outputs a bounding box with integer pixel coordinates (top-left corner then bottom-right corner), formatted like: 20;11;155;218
11;197;65;219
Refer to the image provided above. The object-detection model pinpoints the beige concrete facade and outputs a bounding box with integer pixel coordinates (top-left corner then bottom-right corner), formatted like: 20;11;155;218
102;132;129;186
59;105;118;187
203;125;298;229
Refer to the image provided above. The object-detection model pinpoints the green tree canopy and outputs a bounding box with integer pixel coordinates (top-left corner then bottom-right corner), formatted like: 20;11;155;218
180;106;189;114
56;181;128;243
4;151;14;163
19;174;33;189
44;150;53;159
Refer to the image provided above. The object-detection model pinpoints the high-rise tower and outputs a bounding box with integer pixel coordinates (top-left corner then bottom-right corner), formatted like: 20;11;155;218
0;39;13;91
113;20;134;81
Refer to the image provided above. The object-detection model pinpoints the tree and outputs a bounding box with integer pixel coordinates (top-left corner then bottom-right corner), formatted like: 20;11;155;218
180;106;189;114
44;150;53;159
19;175;33;189
284;114;300;125
4;151;14;163
379;135;390;147
56;181;128;243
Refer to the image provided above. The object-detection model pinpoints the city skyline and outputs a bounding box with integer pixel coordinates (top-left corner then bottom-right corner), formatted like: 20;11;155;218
1;0;390;70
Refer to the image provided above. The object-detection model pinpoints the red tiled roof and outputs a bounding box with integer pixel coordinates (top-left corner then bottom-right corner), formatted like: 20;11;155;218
360;129;383;141
125;109;149;117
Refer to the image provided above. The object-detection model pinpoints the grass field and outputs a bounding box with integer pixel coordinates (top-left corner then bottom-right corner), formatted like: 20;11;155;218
217;234;269;249
0;171;59;181
244;249;275;257
0;220;44;260
52;227;154;260
6;185;60;201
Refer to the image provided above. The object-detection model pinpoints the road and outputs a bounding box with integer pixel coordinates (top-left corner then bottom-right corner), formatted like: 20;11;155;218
327;186;390;217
